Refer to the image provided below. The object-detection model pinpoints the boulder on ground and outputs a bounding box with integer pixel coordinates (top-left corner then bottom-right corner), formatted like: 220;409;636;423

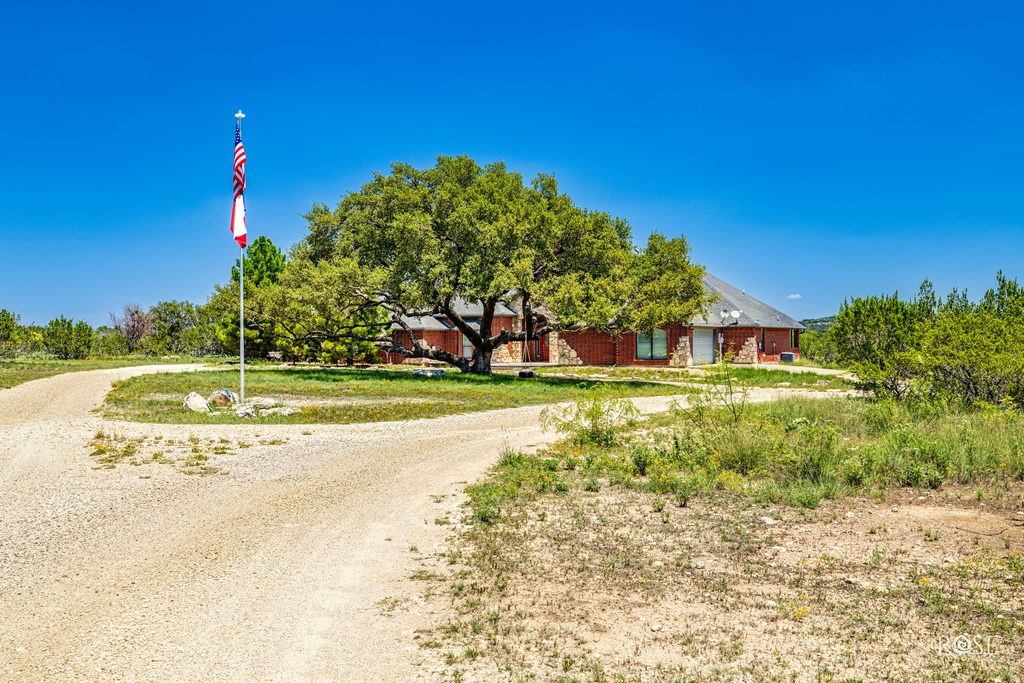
207;388;239;407
233;404;257;418
183;392;211;413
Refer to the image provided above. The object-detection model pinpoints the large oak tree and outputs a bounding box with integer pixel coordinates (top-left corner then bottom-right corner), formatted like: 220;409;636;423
263;156;711;374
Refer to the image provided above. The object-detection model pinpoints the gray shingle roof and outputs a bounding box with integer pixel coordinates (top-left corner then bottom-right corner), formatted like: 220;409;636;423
393;298;518;332
692;274;804;330
391;316;453;332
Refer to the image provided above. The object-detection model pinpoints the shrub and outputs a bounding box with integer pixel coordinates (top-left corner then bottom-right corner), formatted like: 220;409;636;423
540;395;639;446
43;316;94;359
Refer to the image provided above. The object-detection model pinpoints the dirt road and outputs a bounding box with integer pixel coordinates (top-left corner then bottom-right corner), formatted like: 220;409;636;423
0;366;853;681
0;366;693;682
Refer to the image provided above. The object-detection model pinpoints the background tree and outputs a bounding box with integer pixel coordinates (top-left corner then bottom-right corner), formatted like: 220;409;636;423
273;156;710;374
208;236;289;359
146;300;216;355
231;235;286;286
110;303;152;353
0;309;22;357
825;283;935;399
923;272;1024;405
823;273;1023;407
43;316;94;359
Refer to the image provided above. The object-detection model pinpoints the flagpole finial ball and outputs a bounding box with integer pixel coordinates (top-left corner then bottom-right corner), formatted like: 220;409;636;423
235;110;246;119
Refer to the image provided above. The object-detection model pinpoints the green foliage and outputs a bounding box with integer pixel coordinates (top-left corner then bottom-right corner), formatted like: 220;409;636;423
0;309;22;357
209;234;385;362
283;156;711;373
540;395;640;446
42;316;94;359
828;282;934;399
528;395;1024;514
231;235;286;286
798;329;836;365
110;304;152;353
146;300;218;356
825;273;1024;406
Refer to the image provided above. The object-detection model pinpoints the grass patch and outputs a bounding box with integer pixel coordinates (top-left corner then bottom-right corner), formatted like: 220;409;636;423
466;395;1024;524
427;394;1024;680
535;364;852;390
102;366;690;424
0;356;213;390
87;430;254;475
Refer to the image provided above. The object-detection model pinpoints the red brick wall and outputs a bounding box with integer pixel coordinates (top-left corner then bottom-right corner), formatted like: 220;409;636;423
385;316;521;364
720;327;752;358
619;323;687;366
559;325;800;366
560;324;690;366
718;327;800;361
386;329;462;364
760;328;800;361
559;329;618;365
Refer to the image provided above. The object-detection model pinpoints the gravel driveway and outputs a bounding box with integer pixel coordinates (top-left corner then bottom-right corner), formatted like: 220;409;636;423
0;365;689;682
0;365;853;681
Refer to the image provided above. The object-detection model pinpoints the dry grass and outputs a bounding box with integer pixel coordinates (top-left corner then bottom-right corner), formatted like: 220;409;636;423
87;429;290;476
418;392;1024;682
424;486;1023;682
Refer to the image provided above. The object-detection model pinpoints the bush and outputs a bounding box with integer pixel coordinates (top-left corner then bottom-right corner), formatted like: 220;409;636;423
43;316;93;359
540;395;640;446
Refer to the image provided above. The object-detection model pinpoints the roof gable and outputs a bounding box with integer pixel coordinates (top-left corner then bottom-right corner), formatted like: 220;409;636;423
692;274;804;330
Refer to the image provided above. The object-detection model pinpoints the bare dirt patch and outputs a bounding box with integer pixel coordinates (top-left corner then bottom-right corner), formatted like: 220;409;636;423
421;486;1024;682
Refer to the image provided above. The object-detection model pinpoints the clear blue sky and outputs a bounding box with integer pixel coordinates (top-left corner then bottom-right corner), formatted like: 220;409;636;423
1;1;1021;326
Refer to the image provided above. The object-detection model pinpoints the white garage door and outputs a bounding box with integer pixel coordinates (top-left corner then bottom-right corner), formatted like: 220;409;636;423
692;328;716;365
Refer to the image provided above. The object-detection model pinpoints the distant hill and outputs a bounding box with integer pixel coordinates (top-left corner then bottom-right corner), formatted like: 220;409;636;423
800;316;835;332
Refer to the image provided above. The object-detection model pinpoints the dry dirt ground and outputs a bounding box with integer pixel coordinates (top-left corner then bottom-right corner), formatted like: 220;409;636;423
8;366;1006;683
419;479;1024;681
0;365;691;682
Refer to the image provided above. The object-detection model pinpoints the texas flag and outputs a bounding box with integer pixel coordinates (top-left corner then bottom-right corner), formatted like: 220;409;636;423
230;195;246;249
231;120;248;248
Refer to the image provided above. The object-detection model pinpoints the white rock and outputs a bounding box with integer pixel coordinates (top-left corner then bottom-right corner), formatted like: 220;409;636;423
233;405;256;418
650;624;662;632
761;516;777;526
182;392;211;413
207;388;238;407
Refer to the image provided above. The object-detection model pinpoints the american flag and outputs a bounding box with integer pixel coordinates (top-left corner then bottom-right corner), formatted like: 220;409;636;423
233;122;247;199
230;120;248;248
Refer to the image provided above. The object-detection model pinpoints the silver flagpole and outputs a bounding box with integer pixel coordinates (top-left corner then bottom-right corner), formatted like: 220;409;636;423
235;110;246;403
240;242;245;403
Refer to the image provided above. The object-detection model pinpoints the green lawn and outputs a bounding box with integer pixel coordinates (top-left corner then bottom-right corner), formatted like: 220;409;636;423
535;364;853;390
103;367;690;424
0;356;213;390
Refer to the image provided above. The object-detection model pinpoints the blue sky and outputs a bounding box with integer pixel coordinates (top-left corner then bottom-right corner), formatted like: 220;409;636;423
1;1;1021;326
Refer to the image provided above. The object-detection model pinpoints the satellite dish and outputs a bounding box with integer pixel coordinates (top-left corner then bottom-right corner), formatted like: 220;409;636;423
719;309;729;319
730;310;741;320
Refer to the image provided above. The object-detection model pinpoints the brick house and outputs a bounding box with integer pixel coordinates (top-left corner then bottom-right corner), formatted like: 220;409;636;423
388;274;802;366
385;300;547;364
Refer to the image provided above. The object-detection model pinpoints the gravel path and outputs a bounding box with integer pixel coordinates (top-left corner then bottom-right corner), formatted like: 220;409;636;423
0;366;850;682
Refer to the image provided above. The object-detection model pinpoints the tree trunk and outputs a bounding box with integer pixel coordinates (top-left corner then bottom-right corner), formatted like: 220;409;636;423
469;346;493;375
